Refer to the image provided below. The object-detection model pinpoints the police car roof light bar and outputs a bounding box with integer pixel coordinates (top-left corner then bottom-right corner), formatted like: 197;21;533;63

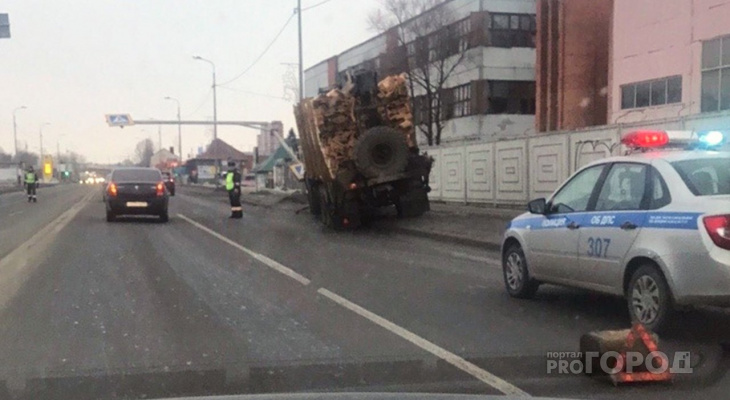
622;130;669;149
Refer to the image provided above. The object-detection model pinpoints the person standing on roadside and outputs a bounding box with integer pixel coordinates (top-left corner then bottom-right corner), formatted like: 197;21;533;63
24;166;39;203
225;161;243;219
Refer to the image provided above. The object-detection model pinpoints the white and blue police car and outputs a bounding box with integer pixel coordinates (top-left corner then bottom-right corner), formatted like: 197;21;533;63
501;129;730;332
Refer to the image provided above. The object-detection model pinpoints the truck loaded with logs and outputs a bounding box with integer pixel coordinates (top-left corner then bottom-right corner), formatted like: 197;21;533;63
294;70;433;229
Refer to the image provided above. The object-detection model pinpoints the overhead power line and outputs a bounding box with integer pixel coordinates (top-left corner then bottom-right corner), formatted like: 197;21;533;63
218;86;288;101
183;88;213;118
302;0;335;11
218;12;296;87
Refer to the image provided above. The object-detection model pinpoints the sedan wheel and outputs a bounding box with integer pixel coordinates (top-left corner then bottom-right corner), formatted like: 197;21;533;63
502;245;539;299
628;265;673;333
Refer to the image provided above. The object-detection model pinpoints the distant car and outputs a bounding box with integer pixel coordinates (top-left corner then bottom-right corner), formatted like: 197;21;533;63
242;174;256;188
162;172;176;196
105;168;169;222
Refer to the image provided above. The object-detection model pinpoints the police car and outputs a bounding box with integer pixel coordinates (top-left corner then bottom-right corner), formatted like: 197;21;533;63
501;129;730;332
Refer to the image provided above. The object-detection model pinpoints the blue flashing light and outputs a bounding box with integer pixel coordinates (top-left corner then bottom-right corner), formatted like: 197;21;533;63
699;131;725;147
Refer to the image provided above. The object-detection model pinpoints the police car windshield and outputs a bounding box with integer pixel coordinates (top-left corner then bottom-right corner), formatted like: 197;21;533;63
112;169;162;183
672;158;730;196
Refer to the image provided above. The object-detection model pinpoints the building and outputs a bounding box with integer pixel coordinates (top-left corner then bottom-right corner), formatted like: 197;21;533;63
185;138;254;184
535;0;613;132
304;0;538;146
256;121;284;159
610;0;730;125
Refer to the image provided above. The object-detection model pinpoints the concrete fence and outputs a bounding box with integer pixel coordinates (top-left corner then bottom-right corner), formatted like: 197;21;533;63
424;110;730;205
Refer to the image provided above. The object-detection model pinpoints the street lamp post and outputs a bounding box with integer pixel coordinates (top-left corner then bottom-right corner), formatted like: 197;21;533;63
12;106;27;158
193;56;218;140
164;96;182;160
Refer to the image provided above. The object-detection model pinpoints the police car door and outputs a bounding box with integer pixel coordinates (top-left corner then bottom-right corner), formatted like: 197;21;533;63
526;164;608;281
576;163;648;290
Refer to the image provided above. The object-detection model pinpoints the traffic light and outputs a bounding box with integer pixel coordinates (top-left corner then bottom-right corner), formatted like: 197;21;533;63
62;171;70;178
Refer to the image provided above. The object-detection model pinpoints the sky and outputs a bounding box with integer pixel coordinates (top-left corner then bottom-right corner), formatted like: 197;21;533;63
0;0;380;163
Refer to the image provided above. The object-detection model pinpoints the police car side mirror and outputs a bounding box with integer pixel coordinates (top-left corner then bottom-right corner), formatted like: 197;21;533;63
528;198;547;215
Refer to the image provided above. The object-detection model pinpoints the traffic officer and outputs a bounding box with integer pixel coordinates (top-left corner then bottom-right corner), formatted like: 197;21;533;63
225;161;243;219
24;166;39;203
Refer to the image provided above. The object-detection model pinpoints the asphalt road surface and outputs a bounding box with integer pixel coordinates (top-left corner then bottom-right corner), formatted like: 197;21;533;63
0;184;729;400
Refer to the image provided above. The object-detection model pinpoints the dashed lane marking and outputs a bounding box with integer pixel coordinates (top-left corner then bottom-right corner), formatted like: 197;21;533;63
177;214;311;286
317;288;530;397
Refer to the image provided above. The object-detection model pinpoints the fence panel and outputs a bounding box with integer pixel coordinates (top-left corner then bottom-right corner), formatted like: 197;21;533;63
465;143;495;202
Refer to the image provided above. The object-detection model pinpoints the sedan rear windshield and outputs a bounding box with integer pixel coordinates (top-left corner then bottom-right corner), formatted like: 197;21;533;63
112;169;162;183
672;158;730;196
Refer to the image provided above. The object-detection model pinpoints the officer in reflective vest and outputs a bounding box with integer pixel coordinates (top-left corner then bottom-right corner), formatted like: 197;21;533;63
24;166;39;203
226;161;243;219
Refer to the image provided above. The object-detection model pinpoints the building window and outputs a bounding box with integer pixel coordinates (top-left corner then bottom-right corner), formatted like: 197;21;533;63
487;81;536;114
702;35;730;112
446;84;472;119
488;13;536;48
455;18;471;52
620;76;682;110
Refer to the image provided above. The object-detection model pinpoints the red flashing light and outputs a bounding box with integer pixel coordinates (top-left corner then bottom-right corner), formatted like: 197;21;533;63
622;130;669;148
704;215;730;250
108;183;118;197
348;182;358;190
156;182;165;197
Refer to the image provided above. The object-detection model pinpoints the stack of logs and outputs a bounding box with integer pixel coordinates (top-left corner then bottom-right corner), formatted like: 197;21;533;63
312;89;358;174
376;73;416;148
311;73;416;175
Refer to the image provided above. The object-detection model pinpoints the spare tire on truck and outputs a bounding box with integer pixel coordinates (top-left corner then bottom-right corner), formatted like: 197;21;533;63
354;126;409;179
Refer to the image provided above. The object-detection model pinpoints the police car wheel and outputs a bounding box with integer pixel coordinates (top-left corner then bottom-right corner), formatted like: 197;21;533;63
503;245;539;299
628;265;673;332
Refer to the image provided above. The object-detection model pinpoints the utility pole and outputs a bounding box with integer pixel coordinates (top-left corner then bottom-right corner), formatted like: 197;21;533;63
165;96;182;159
158;125;162;152
298;0;304;101
193;56;218;140
12;106;27;159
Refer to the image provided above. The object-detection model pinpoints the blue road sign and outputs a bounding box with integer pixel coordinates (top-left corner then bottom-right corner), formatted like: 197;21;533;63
0;14;10;39
289;162;305;181
105;114;134;127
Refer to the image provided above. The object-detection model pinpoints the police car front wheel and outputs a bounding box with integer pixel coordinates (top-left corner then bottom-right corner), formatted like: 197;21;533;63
503;245;540;299
627;265;674;333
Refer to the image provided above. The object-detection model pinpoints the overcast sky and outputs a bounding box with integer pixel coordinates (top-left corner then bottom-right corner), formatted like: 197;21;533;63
0;0;379;163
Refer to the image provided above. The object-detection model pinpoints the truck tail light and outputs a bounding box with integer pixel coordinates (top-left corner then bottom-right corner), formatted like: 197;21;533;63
156;182;165;197
703;215;730;250
108;183;118;197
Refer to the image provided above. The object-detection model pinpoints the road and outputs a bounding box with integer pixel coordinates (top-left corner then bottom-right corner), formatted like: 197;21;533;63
0;184;729;400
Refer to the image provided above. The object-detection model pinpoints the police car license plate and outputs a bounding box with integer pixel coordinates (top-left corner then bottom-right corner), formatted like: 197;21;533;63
126;202;148;208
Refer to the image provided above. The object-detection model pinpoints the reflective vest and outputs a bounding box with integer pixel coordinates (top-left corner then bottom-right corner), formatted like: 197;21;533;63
25;172;36;184
226;172;235;191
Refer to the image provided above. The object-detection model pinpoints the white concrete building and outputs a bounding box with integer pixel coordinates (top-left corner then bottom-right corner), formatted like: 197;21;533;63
304;0;537;147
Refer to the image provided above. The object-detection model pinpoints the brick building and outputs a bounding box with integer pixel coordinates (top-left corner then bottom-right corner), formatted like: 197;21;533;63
305;0;538;146
535;0;613;132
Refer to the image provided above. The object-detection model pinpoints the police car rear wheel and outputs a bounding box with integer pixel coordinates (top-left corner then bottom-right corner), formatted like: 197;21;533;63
628;265;673;332
503;245;539;299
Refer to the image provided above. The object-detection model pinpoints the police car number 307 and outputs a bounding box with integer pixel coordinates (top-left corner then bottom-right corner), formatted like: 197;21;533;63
502;129;730;333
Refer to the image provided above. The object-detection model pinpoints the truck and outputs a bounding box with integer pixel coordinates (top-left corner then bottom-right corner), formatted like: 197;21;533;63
294;70;432;229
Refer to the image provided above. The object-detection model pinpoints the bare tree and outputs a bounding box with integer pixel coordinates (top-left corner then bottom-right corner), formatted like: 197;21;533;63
369;0;472;146
12;151;39;167
0;148;11;163
135;139;155;167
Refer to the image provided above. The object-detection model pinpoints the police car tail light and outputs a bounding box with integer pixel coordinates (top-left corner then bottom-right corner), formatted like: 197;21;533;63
622;130;670;148
703;215;730;250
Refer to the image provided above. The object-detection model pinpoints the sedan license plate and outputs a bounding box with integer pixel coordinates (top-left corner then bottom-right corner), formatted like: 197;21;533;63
126;202;148;208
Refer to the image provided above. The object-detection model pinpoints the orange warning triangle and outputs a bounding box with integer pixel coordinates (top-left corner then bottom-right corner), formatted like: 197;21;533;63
611;323;672;385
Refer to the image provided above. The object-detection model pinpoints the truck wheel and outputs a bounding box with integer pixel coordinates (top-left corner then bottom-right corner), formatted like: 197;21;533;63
319;188;334;228
307;181;322;216
354;126;409;179
395;187;429;218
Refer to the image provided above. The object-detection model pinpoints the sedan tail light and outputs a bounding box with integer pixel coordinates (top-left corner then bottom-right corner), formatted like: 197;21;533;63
108;183;118;197
703;215;730;250
156;182;165;197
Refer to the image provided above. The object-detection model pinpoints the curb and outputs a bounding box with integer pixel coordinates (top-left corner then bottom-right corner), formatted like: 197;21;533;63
391;226;502;252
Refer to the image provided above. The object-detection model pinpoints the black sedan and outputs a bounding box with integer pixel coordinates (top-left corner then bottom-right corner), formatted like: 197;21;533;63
105;168;170;222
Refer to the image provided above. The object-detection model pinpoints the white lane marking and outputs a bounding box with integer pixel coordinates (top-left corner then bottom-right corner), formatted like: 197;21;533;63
450;251;501;267
317;288;530;397
0;190;94;310
177;214;311;286
8;211;23;217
